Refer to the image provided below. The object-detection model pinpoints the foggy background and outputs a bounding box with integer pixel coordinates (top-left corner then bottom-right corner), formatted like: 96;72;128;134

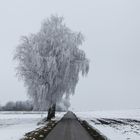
0;0;140;111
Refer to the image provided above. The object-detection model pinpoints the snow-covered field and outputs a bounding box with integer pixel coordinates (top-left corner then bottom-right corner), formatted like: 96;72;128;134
0;111;65;140
76;109;140;140
1;110;140;140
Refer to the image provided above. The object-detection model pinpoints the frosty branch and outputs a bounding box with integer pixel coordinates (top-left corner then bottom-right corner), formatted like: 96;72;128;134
14;15;89;120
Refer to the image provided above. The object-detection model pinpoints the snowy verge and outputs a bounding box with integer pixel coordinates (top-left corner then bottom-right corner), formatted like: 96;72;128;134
76;109;140;140
0;111;65;140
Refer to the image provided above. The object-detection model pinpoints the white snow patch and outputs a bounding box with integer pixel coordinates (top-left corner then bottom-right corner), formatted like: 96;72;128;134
76;109;140;140
0;111;65;140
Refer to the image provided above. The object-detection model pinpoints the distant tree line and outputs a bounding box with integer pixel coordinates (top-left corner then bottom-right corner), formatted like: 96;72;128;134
0;100;68;111
0;100;33;111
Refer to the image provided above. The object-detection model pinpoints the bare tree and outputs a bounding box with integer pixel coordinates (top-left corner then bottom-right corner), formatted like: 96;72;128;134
14;15;89;120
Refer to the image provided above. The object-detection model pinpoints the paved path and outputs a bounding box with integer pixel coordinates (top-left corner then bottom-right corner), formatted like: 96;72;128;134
44;111;94;140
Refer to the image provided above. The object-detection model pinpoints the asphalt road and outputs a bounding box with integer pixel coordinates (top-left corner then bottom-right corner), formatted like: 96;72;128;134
44;111;94;140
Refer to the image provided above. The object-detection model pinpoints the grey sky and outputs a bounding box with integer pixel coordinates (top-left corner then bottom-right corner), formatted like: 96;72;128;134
0;0;140;111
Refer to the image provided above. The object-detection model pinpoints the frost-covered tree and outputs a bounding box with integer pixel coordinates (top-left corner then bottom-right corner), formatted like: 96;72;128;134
14;15;89;120
0;103;2;111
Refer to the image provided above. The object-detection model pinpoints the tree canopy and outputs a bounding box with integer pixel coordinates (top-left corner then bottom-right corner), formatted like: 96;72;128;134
14;15;89;111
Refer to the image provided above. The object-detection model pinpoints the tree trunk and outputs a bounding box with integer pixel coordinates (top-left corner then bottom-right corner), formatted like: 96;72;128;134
47;104;56;121
51;104;56;118
47;107;52;120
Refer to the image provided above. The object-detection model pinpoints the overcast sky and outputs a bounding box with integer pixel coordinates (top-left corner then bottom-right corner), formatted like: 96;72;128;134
0;0;140;111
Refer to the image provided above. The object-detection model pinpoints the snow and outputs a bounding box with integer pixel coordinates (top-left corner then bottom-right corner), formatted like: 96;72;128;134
1;110;140;140
76;109;140;119
0;111;64;140
76;109;140;140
